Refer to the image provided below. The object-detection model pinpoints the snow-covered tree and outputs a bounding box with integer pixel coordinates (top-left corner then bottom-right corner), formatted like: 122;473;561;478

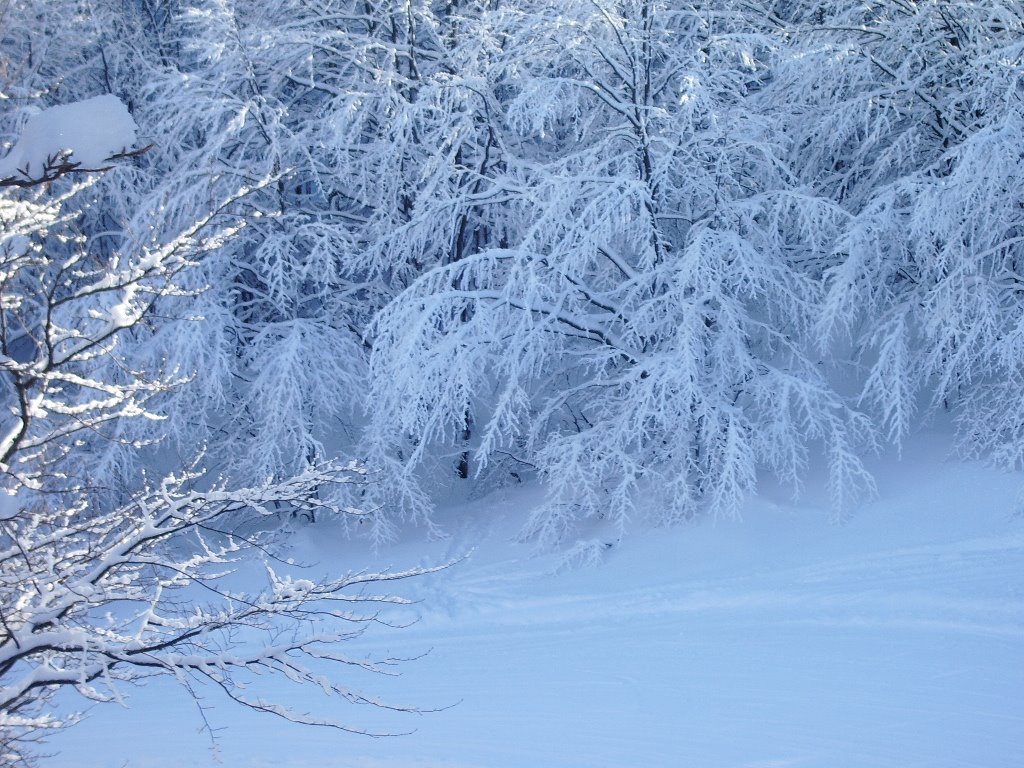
112;0;515;515
0;97;434;767
0;0;381;495
367;0;876;545
117;0;373;486
773;1;1024;462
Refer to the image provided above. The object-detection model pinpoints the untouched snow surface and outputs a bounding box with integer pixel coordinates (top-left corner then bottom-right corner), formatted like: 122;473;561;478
52;433;1024;767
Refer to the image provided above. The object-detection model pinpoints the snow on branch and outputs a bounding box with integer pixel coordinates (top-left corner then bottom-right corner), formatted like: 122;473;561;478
0;89;435;763
0;463;447;755
0;95;148;188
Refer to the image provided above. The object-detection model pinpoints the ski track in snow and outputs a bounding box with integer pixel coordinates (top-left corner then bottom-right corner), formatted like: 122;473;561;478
431;534;1024;639
409;480;1024;643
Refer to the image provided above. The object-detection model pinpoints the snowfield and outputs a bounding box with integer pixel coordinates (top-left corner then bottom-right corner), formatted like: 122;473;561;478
51;433;1024;767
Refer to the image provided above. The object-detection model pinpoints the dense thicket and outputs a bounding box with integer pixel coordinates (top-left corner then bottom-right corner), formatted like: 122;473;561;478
3;0;1021;540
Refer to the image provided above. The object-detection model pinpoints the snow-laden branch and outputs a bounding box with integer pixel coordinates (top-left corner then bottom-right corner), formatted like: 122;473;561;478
0;96;145;188
0;88;436;764
0;464;444;745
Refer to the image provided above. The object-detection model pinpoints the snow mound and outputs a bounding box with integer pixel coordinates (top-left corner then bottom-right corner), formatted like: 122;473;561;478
0;95;138;181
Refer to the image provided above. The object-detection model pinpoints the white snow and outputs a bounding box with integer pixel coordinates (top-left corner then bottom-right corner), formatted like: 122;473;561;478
49;431;1024;767
0;95;138;181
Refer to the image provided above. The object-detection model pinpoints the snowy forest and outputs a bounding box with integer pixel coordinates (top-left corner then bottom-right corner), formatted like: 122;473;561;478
1;1;1023;765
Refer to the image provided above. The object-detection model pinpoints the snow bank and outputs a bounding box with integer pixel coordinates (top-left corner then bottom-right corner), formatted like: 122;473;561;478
0;95;138;181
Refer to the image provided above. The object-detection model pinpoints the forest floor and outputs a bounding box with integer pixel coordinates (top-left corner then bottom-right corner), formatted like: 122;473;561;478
52;428;1024;767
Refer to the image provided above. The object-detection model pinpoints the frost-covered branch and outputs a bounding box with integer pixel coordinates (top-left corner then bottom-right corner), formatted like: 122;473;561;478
0;86;435;765
0;464;442;756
